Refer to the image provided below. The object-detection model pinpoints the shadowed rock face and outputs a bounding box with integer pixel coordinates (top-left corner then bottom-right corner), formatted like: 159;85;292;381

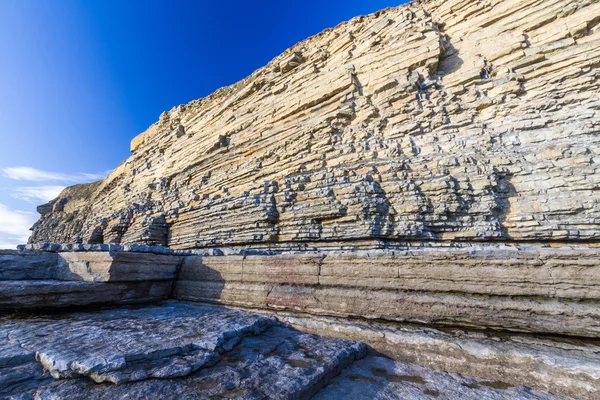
3;246;597;398
29;0;600;248
0;250;181;310
1;302;276;385
313;356;564;400
173;247;600;338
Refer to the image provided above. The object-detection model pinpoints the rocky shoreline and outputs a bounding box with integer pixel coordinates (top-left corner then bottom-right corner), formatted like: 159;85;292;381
1;244;598;398
5;0;600;397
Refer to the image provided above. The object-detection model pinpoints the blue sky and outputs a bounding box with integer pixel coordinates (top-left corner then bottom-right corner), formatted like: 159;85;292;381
0;0;405;248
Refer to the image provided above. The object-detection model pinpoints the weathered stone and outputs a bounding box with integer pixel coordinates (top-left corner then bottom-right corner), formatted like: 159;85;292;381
1;302;367;400
4;0;600;398
27;0;600;248
172;246;600;337
0;280;173;310
0;301;574;400
0;249;181;310
33;326;364;400
0;247;597;397
0;250;57;280
0;302;276;385
278;312;600;400
314;356;564;400
55;251;181;282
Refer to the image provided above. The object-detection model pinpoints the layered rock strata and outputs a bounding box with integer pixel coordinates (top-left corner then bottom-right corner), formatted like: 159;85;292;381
0;249;180;309
9;0;600;398
29;0;600;248
1;301;565;400
313;355;565;400
173;246;600;337
279;312;600;400
1;245;599;398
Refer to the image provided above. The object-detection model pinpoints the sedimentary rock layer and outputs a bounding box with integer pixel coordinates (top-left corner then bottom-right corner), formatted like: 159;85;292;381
280;312;600;400
1;247;598;398
29;0;600;248
5;245;600;337
314;355;564;400
0;249;180;309
172;246;600;337
0;302;564;400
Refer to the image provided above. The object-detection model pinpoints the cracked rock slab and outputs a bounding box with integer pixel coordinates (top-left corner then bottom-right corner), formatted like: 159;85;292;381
278;312;599;399
0;342;51;398
1;301;276;385
18;325;366;400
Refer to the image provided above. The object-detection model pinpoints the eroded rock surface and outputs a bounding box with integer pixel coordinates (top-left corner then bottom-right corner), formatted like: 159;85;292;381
29;0;600;248
0;302;366;400
6;0;600;397
173;246;600;337
278;312;600;399
1;247;598;398
0;302;568;400
314;356;564;400
0;250;181;310
1;302;276;385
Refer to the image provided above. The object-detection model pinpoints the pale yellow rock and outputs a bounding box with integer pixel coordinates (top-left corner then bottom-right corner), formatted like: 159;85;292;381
29;0;600;249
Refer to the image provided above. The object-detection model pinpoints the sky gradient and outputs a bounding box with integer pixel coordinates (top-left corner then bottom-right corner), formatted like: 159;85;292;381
0;0;406;248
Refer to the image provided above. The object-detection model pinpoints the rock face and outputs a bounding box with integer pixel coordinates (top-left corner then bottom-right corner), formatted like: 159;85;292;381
1;302;276;386
29;0;600;248
279;312;600;400
172;246;600;338
313;355;564;400
0;249;180;310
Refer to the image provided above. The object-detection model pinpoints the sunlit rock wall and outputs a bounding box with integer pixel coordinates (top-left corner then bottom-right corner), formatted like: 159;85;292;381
30;0;600;248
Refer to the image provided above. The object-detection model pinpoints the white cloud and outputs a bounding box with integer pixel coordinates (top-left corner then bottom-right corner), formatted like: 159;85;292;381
0;203;36;249
11;186;65;203
2;166;105;183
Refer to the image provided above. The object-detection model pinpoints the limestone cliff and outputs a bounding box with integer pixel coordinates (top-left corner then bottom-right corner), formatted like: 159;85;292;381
30;0;600;247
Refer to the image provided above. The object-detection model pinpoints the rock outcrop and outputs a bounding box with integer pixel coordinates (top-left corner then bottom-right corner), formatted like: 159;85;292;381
8;0;600;398
173;246;600;338
2;245;599;398
29;0;600;248
0;249;179;309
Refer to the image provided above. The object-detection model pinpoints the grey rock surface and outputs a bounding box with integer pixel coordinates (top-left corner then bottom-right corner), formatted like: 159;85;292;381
0;280;173;310
0;250;57;280
0;302;368;400
278;312;600;399
26;326;366;400
0;248;597;398
0;250;181;310
1;302;276;384
313;355;566;400
0;302;568;400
